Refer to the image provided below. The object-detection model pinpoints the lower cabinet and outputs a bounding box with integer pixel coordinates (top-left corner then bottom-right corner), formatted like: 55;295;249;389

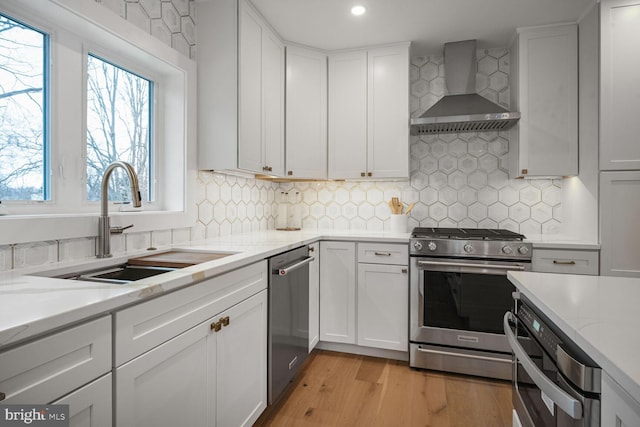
319;241;357;344
115;290;267;427
308;242;320;351
357;262;408;351
531;248;599;275
53;373;112;427
601;372;640;427
0;315;111;426
319;241;409;352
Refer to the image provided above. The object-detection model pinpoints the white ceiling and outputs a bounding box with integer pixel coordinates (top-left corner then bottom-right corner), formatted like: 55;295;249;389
250;0;595;56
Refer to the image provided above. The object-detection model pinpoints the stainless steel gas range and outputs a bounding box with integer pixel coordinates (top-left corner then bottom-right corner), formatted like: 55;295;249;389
409;227;532;380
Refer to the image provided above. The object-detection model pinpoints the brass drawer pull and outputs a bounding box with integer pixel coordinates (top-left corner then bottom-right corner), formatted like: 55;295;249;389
553;260;576;265
374;251;392;256
211;321;222;332
0;392;5;401
221;316;230;327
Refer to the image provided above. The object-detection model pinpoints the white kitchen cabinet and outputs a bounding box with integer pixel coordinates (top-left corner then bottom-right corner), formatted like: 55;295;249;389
0;316;111;406
114;261;268;426
319;241;357;344
356;243;408;351
600;0;640;170
509;24;578;178
53;374;112;427
116;290;267;427
328;43;410;179
197;0;284;176
602;371;640;427
600;171;640;277
357;263;408;351
308;242;320;351
285;46;327;179
531;248;599;275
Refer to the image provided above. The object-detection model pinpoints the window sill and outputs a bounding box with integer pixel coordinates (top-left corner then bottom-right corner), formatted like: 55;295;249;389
0;209;195;245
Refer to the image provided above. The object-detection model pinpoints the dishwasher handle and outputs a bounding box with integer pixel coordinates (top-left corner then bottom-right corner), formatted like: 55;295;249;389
503;312;583;420
274;256;314;276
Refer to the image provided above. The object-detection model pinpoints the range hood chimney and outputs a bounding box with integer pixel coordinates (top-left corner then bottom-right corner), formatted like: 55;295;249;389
410;40;520;135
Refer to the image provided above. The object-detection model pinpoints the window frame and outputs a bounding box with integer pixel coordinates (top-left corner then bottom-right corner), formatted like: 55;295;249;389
0;0;196;245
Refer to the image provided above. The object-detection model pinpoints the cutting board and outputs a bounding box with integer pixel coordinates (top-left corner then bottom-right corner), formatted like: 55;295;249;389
127;250;234;268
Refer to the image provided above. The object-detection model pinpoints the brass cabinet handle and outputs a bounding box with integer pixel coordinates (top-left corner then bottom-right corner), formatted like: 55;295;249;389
0;392;5;401
263;166;273;172
401;268;408;274
360;172;365;177
309;246;315;252
287;171;293;176
553;260;576;265
367;172;372;177
211;321;222;332
221;316;230;327
374;251;392;256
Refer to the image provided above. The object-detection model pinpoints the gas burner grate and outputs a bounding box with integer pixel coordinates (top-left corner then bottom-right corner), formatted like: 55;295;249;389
411;227;525;241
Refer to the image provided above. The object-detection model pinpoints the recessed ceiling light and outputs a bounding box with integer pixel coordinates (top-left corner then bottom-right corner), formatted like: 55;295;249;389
351;5;366;16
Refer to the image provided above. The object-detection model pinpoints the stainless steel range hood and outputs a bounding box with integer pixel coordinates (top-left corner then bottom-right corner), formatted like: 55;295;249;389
410;40;520;135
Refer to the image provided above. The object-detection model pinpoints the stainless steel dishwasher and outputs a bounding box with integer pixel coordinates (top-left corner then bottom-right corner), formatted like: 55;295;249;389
268;245;313;404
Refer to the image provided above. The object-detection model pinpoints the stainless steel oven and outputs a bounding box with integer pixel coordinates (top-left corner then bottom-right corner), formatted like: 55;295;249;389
409;228;532;380
505;294;601;427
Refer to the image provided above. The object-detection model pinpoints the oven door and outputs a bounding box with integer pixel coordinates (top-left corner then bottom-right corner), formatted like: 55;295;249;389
410;256;529;353
504;312;600;427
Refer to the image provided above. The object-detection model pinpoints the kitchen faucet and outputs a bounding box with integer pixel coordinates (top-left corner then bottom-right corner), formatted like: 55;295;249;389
97;161;142;258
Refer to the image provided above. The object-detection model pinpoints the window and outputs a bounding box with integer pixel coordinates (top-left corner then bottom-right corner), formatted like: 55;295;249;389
86;54;153;202
0;13;48;201
0;0;195;246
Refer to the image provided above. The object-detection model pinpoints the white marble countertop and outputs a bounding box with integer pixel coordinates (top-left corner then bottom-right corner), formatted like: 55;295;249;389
524;234;600;250
508;271;640;404
0;230;409;349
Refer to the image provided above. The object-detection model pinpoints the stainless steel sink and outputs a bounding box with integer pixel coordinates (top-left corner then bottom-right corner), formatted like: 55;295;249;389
61;264;178;284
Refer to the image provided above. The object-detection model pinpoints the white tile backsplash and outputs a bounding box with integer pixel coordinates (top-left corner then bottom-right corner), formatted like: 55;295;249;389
14;241;58;269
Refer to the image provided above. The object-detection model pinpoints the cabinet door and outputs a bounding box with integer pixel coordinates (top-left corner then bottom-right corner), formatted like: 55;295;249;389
512;25;578;177
600;0;640;170
308;242;320;351
357;263;408;351
262;26;285;177
214;290;267;427
115;325;210;427
602;372;640;427
600;171;640;277
238;1;264;173
367;45;410;179
286;46;327;179
328;51;367;179
319;241;357;344
53;374;111;427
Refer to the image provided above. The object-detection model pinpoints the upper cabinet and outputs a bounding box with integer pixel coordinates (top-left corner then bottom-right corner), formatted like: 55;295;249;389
600;0;640;170
328;44;410;179
508;24;578;178
285;46;328;179
197;0;284;177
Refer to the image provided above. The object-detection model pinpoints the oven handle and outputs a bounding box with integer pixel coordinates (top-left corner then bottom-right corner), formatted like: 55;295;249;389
503;312;583;420
417;260;526;272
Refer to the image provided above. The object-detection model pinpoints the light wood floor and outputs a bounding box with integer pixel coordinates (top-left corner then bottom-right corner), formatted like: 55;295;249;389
254;350;513;427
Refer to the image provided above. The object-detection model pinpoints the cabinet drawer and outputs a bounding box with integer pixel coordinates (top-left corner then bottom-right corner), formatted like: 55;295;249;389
114;260;267;366
532;249;599;275
357;243;408;265
0;316;111;405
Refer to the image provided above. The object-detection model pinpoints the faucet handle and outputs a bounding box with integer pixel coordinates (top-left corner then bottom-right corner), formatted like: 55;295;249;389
110;224;134;234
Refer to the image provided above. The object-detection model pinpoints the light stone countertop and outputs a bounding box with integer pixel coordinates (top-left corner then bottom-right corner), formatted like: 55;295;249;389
508;271;640;404
0;230;409;349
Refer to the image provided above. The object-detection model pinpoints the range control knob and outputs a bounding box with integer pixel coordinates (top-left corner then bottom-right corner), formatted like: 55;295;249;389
427;241;437;251
518;246;529;255
413;241;423;251
463;244;473;253
501;246;513;255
